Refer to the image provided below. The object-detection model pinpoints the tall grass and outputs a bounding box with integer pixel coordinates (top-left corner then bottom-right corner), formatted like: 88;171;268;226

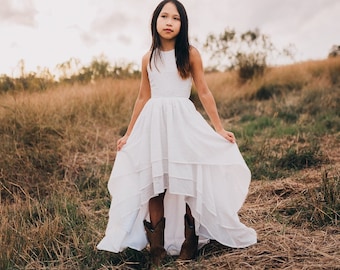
0;58;339;269
0;79;138;200
0;79;142;269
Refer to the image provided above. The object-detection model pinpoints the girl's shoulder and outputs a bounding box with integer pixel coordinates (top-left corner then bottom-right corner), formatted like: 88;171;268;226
141;51;152;70
142;51;152;63
189;45;199;54
143;50;152;59
189;46;203;65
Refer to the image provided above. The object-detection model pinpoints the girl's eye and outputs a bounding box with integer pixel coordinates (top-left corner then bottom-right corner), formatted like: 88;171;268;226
174;17;180;20
161;15;167;18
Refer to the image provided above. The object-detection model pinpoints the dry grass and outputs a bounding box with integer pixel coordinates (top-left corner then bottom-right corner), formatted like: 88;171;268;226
0;57;339;269
170;178;340;270
93;169;340;270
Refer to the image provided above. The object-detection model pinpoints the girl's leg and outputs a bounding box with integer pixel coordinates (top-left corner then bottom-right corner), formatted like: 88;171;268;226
149;192;165;227
178;203;199;260
144;192;166;267
185;203;194;226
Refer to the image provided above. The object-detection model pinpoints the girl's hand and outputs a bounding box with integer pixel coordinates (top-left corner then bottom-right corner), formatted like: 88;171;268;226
217;129;236;143
117;134;129;151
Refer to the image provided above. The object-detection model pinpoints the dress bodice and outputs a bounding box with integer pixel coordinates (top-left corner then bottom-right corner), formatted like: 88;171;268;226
147;49;192;98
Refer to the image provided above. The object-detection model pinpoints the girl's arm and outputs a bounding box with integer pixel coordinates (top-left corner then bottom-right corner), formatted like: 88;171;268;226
189;46;235;143
117;52;151;151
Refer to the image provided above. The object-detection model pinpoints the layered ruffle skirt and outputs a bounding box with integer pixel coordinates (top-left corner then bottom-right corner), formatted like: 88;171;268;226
97;97;257;254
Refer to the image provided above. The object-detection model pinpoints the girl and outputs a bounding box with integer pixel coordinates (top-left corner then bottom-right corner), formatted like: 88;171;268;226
97;0;257;267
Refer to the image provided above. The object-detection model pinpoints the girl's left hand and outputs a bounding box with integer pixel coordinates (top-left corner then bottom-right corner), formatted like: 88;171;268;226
117;134;129;151
217;129;236;143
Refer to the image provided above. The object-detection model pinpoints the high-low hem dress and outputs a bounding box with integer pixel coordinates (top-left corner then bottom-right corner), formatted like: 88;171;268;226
97;49;257;255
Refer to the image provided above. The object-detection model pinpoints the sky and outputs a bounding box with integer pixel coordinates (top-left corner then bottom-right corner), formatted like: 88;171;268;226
0;0;339;77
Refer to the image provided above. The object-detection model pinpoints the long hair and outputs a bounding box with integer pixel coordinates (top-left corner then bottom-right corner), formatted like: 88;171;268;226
149;0;190;79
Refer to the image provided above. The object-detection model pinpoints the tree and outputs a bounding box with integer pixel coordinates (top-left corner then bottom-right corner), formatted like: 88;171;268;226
89;55;111;79
203;28;295;82
56;58;81;81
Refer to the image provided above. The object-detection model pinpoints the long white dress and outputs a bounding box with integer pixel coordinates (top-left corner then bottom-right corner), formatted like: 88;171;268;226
97;49;257;255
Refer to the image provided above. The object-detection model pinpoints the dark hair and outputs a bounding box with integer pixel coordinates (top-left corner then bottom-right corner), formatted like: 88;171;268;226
150;0;190;79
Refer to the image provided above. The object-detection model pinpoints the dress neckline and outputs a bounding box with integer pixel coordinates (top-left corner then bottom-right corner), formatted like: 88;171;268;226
160;48;174;53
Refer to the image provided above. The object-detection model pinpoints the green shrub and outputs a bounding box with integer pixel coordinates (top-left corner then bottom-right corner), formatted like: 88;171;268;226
328;61;340;85
252;84;282;100
276;143;324;170
236;52;266;82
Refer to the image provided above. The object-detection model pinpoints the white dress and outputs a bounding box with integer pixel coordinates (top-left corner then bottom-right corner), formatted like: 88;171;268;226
97;49;257;255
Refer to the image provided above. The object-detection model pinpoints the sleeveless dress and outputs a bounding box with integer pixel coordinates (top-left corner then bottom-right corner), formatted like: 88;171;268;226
97;49;257;255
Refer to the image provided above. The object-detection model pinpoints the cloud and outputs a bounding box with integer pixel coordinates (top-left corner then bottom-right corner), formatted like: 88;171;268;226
245;0;336;32
91;11;130;34
0;0;338;76
183;0;339;62
117;34;132;46
79;2;147;48
0;0;37;27
79;30;99;46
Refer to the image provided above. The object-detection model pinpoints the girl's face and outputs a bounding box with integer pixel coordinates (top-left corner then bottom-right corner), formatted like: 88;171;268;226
156;2;181;42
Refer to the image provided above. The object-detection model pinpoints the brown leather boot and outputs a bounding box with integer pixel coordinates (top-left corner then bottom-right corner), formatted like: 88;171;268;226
144;217;167;268
178;214;199;260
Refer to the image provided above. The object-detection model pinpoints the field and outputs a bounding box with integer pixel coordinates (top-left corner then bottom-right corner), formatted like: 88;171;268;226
0;57;339;269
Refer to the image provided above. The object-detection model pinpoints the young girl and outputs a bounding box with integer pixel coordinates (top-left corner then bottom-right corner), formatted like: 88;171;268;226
97;0;256;267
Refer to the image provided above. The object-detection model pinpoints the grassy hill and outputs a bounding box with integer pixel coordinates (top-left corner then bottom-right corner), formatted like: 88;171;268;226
0;57;339;269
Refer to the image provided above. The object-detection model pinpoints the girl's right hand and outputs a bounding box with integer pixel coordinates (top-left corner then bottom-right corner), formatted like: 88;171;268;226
217;129;236;143
117;134;129;151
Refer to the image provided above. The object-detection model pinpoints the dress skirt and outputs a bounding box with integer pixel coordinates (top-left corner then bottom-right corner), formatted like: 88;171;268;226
97;97;257;255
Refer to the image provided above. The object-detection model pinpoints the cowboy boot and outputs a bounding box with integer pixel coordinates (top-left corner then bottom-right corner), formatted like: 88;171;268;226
144;217;167;268
178;214;199;260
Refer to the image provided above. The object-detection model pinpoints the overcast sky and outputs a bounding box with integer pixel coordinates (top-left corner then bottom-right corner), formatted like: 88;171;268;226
1;0;339;76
